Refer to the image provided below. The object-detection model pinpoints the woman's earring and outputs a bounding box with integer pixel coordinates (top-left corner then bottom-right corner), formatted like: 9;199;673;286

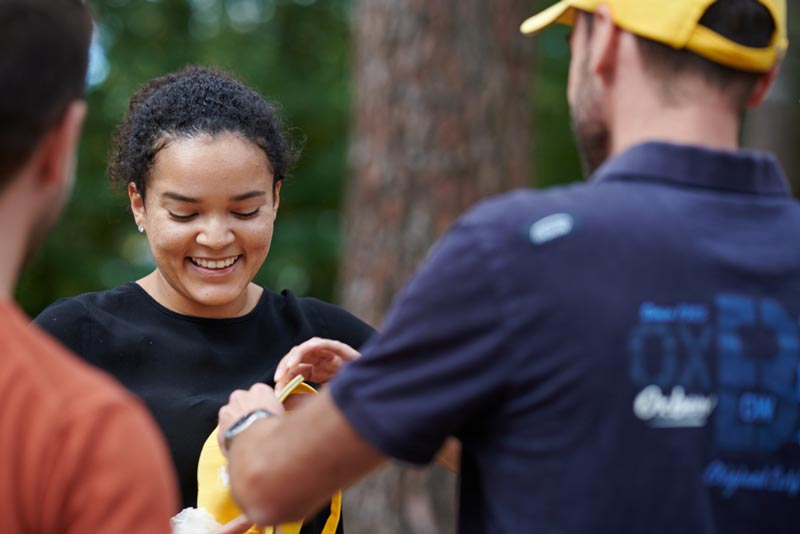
138;225;144;233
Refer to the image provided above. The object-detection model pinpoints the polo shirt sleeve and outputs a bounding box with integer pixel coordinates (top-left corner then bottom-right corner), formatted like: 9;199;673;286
330;217;512;465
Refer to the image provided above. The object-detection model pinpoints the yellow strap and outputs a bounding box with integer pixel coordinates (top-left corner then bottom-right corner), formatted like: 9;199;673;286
276;375;307;402
321;490;342;534
686;24;787;73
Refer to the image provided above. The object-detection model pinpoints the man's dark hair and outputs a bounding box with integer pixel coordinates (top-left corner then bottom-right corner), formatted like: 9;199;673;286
636;0;777;108
109;66;301;200
0;0;93;189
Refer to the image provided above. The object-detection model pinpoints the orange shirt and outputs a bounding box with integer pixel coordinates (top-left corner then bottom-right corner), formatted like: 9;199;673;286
0;300;178;534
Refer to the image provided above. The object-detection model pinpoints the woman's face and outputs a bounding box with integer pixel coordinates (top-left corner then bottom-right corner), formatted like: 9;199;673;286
130;132;279;317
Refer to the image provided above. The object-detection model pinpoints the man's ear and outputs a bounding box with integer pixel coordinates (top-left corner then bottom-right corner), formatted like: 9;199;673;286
745;64;780;108
36;100;87;188
128;182;146;227
590;5;620;81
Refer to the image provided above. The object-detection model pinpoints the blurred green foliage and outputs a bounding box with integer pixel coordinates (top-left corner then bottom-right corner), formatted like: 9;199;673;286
17;0;356;315
15;0;800;316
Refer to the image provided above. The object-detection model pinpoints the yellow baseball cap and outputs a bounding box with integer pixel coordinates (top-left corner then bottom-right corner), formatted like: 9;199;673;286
520;0;788;73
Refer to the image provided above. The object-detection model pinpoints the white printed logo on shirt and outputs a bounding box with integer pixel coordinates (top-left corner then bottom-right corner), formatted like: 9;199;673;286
633;385;717;427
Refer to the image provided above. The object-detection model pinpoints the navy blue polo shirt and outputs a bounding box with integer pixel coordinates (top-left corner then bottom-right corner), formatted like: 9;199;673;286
330;142;800;534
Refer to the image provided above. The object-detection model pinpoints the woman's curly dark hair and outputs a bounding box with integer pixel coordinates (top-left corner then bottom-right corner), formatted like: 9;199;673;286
109;65;301;200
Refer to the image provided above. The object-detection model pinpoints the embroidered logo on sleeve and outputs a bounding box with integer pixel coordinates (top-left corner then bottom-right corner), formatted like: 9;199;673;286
528;213;575;245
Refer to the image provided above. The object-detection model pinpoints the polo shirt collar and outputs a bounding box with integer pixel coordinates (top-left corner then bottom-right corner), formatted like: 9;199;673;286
592;142;791;197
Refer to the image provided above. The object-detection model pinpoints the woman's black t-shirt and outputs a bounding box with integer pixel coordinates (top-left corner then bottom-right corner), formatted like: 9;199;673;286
34;282;375;531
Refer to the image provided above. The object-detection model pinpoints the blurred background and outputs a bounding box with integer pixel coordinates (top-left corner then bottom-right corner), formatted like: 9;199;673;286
16;1;800;532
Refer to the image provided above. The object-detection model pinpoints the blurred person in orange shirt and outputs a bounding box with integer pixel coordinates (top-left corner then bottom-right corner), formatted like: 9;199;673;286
0;1;177;532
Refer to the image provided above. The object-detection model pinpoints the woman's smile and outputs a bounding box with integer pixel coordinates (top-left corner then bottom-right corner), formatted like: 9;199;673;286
189;255;242;271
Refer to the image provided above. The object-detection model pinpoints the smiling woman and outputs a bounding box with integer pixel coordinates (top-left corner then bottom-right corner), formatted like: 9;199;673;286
33;66;374;533
131;132;279;318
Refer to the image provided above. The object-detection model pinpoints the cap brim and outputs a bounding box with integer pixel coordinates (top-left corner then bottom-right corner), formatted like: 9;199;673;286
520;0;574;35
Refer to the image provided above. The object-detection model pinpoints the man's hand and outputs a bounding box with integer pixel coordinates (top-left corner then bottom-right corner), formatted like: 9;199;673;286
274;337;361;391
218;383;285;454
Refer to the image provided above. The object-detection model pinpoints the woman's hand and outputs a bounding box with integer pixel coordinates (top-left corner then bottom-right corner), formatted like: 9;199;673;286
274;337;361;391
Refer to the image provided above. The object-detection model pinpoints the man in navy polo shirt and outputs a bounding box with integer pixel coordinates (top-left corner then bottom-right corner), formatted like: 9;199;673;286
218;1;799;532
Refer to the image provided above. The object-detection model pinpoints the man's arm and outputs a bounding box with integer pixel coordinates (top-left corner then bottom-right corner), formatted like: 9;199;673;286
273;337;461;474
221;387;386;526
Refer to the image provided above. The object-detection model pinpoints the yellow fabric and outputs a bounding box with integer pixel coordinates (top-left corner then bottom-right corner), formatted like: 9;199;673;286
519;0;788;73
197;376;342;534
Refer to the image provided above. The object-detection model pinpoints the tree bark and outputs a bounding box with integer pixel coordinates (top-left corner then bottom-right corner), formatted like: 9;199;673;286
339;1;533;532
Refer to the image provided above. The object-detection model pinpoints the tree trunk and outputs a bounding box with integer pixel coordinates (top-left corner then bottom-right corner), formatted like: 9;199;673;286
339;1;533;532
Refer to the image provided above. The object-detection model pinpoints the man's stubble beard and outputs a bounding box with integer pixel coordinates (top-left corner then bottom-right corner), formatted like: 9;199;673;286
570;54;611;178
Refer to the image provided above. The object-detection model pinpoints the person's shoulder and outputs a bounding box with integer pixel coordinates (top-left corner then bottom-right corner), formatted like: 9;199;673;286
3;304;139;414
265;289;375;344
431;185;596;256
292;294;364;325
461;184;596;228
0;305;176;533
34;283;141;325
295;294;346;315
300;294;371;323
260;287;342;316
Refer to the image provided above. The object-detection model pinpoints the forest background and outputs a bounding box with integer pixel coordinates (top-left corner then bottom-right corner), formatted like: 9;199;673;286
16;1;800;533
